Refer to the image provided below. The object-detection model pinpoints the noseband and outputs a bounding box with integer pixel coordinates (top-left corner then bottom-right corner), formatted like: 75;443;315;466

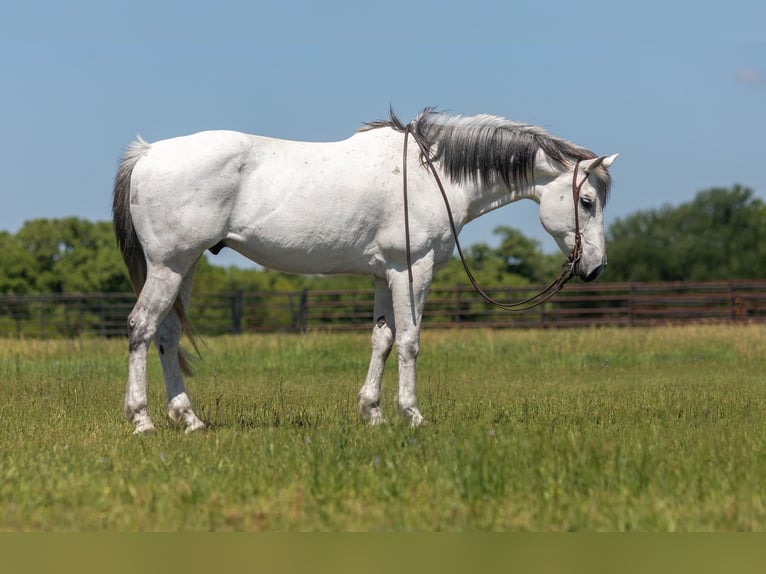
402;125;587;311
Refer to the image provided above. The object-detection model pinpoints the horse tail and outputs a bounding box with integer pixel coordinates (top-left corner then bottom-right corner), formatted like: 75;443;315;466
112;137;149;295
112;137;198;376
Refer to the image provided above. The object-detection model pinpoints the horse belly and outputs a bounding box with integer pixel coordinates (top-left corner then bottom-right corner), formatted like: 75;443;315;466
229;149;403;272
226;196;387;274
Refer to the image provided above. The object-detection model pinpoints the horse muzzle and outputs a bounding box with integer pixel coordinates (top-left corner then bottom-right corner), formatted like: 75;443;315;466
578;258;606;282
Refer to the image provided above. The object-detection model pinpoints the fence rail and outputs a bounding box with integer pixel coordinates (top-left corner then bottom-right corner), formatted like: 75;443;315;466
1;280;765;338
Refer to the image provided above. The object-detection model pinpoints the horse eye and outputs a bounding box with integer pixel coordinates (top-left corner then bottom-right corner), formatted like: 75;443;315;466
580;196;594;210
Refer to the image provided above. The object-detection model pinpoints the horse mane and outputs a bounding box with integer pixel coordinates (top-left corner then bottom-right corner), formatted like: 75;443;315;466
361;108;611;200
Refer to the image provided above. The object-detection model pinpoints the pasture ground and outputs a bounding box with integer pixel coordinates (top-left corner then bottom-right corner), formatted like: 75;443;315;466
1;325;764;531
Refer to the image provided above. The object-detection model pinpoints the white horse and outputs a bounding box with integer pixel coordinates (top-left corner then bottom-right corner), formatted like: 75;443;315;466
113;108;618;433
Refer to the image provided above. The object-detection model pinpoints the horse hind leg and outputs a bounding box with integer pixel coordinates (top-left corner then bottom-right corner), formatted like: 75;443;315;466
125;265;185;434
156;271;205;433
358;277;395;425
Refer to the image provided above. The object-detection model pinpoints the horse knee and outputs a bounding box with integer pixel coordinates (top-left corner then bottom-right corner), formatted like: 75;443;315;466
396;333;419;364
371;316;394;354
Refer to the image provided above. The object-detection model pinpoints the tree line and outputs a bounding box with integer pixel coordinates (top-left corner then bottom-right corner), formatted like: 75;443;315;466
1;185;764;297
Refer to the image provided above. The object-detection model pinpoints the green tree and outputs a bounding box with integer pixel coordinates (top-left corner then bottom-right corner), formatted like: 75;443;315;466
605;185;766;281
432;225;561;289
13;218;130;293
0;231;37;294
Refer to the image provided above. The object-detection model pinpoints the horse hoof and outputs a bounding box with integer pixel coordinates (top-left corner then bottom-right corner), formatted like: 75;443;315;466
133;421;156;435
368;408;387;426
184;419;206;434
407;410;424;428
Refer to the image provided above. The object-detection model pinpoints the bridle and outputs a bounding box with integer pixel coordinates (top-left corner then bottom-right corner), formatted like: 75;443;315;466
402;123;589;311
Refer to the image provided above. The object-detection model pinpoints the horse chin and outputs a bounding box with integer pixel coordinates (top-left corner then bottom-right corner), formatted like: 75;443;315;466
578;262;606;283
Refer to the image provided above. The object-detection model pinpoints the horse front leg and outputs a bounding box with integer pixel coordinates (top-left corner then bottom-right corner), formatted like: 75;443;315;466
358;277;395;425
389;262;433;427
394;324;425;427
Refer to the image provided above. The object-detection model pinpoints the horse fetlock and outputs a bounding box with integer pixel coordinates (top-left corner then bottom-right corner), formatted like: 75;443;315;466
359;395;387;425
128;408;156;434
358;395;376;414
125;395;146;418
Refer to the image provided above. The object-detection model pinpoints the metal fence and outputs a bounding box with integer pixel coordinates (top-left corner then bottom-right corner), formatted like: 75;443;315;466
1;280;765;338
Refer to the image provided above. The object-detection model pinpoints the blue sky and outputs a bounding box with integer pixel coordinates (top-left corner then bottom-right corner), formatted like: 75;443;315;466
2;0;764;268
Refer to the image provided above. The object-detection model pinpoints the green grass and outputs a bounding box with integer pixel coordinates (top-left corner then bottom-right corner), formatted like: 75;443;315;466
1;325;765;530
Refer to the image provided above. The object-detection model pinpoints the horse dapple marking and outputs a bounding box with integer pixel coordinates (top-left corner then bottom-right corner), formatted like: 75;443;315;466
112;108;618;433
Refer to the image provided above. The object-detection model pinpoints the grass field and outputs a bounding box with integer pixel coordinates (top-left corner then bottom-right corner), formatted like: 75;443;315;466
1;324;765;531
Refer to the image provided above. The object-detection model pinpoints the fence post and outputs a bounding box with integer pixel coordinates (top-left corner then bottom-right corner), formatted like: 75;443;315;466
628;281;635;327
76;297;83;337
298;288;309;334
230;290;244;334
39;299;46;339
455;284;461;324
99;295;107;337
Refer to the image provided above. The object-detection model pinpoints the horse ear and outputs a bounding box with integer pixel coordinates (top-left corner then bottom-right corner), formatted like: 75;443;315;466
602;153;619;168
583;154;619;173
582;156;606;173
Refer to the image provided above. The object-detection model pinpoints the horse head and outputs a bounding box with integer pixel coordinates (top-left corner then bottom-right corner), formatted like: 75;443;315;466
539;154;619;282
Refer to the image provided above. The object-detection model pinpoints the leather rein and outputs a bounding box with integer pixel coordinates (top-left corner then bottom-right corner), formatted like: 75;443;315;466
401;123;588;312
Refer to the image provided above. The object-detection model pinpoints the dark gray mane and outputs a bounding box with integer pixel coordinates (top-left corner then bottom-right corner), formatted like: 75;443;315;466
361;108;611;199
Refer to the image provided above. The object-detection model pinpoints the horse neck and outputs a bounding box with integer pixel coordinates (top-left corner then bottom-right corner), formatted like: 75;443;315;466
460;156;563;223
